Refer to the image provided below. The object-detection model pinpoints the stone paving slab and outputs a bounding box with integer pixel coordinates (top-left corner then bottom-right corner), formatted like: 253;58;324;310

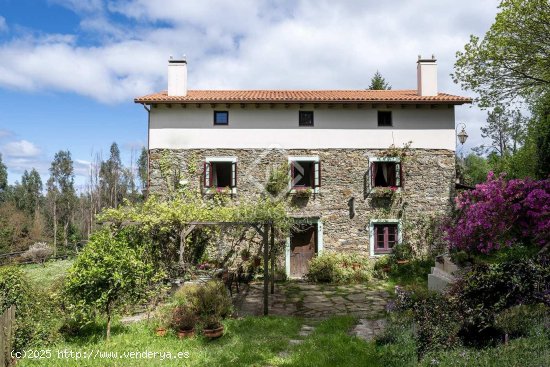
234;280;391;320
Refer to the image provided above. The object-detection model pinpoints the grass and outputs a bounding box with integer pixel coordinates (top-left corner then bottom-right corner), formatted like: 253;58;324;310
20;259;73;289
18;316;302;367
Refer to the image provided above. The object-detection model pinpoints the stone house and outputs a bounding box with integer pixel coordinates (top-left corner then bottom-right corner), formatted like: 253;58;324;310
135;56;471;277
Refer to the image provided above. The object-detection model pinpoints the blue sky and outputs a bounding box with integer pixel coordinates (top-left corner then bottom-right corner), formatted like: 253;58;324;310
0;0;500;188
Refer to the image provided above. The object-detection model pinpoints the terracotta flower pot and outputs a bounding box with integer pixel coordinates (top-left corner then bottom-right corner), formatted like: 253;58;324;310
155;327;167;337
177;328;196;339
203;325;224;339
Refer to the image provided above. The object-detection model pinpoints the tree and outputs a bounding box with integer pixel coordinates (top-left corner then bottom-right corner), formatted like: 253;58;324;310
64;229;154;339
532;94;550;178
453;0;550;107
368;70;391;90
100;143;126;208
137;147;148;193
17;169;43;216
47;151;77;253
0;153;7;201
473;106;527;157
462;153;490;186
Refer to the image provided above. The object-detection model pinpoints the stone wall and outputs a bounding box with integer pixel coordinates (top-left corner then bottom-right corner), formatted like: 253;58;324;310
149;148;455;255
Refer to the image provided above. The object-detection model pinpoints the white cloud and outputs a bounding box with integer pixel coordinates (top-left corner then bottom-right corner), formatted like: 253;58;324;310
74;159;92;177
48;0;104;14
0;129;12;139
0;16;7;32
1;140;41;158
0;0;499;148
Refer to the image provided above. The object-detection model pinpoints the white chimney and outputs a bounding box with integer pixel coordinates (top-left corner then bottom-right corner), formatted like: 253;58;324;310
167;56;187;97
417;55;437;96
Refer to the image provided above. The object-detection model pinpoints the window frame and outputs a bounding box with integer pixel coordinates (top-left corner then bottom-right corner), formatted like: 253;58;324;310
203;156;237;194
377;110;392;127
369;219;401;256
288;156;321;194
299;111;314;127
369;156;402;190
213;110;229;126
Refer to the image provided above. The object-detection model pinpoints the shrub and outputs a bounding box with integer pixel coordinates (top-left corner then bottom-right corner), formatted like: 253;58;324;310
495;304;549;339
448;255;550;342
445;173;550;254
306;252;374;283
196;280;233;328
22;242;53;265
64;229;156;339
0;266;59;350
389;286;462;357
171;304;198;331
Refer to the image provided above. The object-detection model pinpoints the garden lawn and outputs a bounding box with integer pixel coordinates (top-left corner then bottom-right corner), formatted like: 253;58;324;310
21;259;73;289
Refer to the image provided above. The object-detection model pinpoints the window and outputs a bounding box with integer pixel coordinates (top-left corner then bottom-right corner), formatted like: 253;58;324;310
373;223;398;254
289;157;321;192
299;111;314;127
214;111;229;125
203;158;237;192
377;111;392;127
371;160;401;188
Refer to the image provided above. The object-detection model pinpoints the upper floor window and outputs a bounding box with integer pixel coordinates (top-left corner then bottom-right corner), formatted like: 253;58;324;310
377;111;392;127
289;157;321;192
371;160;401;188
299;111;314;127
203;157;237;193
373;223;398;254
214;111;229;125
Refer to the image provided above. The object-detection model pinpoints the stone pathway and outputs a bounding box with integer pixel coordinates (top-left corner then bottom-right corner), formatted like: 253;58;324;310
350;318;387;341
235;280;391;320
278;324;316;359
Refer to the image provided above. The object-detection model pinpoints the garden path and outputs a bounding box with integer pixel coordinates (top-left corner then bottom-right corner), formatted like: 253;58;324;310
234;280;391;320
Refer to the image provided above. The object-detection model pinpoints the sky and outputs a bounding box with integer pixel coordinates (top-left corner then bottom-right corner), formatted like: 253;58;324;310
0;0;501;188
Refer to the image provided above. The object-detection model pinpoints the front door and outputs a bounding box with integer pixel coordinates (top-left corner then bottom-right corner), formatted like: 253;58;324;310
290;224;317;278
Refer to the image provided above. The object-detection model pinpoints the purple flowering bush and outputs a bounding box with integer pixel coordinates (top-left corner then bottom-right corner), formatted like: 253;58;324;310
445;172;550;254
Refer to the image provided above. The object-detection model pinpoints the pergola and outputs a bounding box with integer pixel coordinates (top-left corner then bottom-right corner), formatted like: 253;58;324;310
180;220;277;316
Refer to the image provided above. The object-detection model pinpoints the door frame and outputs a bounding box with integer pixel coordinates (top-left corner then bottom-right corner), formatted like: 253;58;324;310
286;217;324;278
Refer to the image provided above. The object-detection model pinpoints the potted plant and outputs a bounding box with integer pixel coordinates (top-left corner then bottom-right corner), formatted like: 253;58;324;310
171;305;198;338
240;248;251;261
202;315;224;339
196;280;232;339
252;255;262;267
371;186;398;198
293;187;312;198
154;305;171;337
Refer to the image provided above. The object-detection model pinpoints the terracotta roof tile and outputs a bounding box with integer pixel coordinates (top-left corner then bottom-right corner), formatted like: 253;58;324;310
134;90;472;105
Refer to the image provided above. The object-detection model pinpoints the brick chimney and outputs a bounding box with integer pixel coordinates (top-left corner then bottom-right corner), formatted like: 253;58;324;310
417;55;437;97
167;56;187;97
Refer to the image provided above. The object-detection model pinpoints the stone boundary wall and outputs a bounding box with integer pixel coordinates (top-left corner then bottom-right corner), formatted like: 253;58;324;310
149;148;455;255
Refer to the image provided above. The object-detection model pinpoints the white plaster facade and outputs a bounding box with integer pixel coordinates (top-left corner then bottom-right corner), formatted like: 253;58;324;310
149;104;457;150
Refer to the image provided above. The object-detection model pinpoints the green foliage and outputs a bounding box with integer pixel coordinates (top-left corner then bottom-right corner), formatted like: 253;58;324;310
194;280;232;328
0;153;7;196
375;312;417;367
453;0;550;106
495;303;549;338
64;229;156;337
448;256;549;342
0;266;60;350
137;146;148;191
369;70;392;90
462;153;490;185
265;163;290;196
306;252;375;283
